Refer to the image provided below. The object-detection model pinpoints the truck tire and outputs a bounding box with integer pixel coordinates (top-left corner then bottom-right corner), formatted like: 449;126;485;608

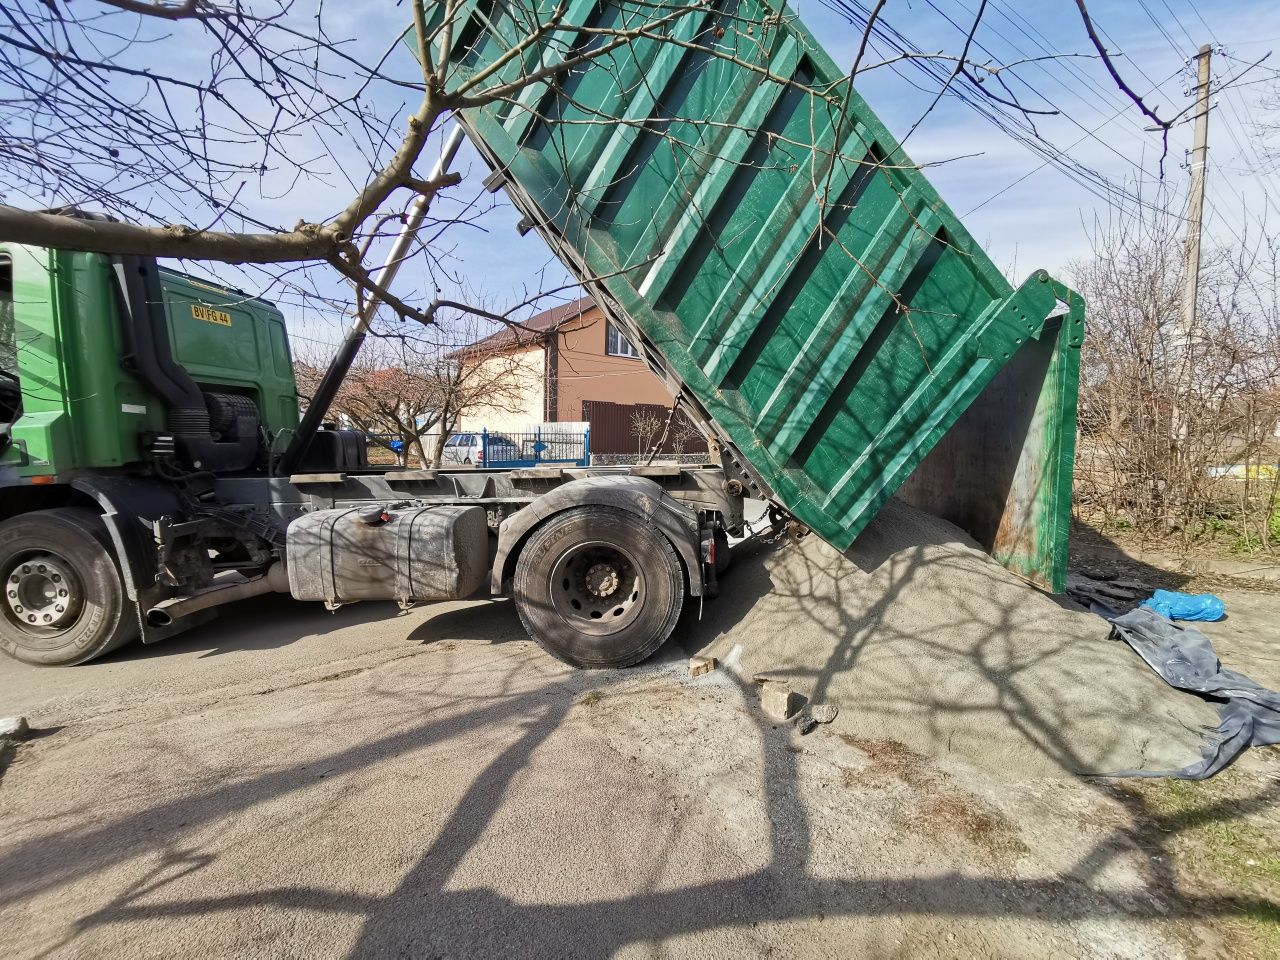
513;505;684;668
0;508;138;666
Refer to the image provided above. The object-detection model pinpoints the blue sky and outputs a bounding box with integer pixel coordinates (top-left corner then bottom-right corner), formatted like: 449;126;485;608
8;1;1278;347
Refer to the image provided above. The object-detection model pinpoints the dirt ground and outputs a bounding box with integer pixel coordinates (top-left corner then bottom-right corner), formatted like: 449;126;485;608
1;532;1279;958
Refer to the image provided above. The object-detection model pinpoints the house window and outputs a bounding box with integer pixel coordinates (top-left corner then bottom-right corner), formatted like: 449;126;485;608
605;320;641;359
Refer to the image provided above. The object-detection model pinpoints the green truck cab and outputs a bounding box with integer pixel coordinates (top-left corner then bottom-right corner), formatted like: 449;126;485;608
0;246;320;665
1;246;298;478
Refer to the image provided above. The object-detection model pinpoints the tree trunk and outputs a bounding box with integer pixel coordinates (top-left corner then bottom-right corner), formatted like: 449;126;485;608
409;436;428;468
430;431;449;468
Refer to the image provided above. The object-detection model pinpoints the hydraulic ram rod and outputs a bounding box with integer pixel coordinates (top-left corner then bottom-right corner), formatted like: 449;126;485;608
277;125;466;475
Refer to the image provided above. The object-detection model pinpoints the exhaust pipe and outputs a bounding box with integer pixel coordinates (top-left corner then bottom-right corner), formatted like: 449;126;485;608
146;563;289;627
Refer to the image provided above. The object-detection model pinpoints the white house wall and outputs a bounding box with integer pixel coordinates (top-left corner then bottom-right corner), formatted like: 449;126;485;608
457;346;546;434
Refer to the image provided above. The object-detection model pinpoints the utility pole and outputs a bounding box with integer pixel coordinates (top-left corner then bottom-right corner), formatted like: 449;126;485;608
1180;43;1212;334
1171;44;1212;448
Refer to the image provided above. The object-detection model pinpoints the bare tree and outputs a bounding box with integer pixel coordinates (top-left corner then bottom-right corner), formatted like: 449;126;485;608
0;0;1187;333
295;315;533;466
294;338;441;467
2;0;822;317
630;408;663;458
1071;189;1280;551
423;326;536;467
1260;78;1280;164
670;411;699;456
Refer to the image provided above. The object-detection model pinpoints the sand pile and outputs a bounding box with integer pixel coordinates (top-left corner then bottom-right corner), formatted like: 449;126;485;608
680;499;1216;778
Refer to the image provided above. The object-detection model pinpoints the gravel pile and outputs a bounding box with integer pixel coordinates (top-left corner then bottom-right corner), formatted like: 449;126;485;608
681;499;1215;778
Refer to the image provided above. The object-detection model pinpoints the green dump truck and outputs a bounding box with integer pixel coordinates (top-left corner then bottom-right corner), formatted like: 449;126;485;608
0;0;1083;668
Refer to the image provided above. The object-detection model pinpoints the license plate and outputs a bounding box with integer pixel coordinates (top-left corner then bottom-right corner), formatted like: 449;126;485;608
192;304;232;326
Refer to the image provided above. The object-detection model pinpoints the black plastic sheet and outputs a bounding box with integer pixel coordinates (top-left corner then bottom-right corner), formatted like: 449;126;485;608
1103;606;1280;779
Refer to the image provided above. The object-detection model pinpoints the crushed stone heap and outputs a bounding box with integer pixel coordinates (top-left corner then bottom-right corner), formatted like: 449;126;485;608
681;500;1215;779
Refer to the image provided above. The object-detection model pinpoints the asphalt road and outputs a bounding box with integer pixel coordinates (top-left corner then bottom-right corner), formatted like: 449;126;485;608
1;581;1273;957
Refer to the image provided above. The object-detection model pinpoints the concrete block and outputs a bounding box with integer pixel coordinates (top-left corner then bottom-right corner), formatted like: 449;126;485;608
759;682;798;720
810;703;839;724
689;656;718;677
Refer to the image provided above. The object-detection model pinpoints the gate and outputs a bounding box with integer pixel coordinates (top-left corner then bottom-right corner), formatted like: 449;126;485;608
482;427;589;467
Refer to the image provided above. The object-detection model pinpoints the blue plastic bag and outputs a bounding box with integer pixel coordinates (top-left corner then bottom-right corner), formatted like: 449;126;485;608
1140;589;1226;622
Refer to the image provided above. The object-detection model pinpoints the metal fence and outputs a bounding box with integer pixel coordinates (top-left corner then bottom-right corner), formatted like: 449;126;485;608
363;428;589;468
481;428;589;467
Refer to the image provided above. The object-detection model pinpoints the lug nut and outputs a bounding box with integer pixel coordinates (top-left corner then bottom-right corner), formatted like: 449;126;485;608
58;589;67;598
42;614;51;623
14;605;22;613
21;565;30;574
55;604;64;613
52;574;61;583
7;590;14;599
37;564;46;574
27;615;35;623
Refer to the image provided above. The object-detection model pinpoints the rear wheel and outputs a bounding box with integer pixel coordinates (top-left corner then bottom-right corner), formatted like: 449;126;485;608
0;509;138;666
513;505;684;668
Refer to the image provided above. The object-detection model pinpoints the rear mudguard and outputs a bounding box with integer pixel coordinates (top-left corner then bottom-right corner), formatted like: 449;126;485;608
491;475;704;596
70;476;215;643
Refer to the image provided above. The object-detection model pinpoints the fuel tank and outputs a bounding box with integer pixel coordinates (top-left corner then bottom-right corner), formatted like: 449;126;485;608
287;505;488;605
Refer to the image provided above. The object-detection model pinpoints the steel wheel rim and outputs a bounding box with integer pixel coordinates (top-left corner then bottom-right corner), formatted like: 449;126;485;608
548;540;645;637
3;550;85;636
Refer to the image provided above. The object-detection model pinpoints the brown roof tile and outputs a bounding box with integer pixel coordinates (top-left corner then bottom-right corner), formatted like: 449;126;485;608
457;294;596;355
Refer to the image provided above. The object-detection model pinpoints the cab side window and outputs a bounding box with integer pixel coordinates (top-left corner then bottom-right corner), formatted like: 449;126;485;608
0;254;15;379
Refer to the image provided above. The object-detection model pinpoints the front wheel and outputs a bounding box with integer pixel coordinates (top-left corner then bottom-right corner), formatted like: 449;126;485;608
0;508;138;665
512;505;684;668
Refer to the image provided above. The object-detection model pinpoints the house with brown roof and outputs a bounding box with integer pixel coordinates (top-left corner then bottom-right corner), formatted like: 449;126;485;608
455;295;674;437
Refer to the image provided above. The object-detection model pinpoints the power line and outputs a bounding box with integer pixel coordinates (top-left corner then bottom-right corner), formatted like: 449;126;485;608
916;0;1187;208
818;0;1163;214
814;0;1280;269
1169;3;1272;176
1157;0;1198;48
962;68;1183;216
948;0;1193;173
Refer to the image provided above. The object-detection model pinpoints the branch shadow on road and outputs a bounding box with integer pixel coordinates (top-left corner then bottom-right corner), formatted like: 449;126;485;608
3;514;1277;956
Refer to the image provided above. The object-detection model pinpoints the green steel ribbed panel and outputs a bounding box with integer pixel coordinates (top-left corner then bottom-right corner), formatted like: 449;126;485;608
436;0;1084;589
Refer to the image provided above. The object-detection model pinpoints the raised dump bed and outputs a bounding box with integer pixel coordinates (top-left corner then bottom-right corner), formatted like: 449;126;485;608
436;0;1084;591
